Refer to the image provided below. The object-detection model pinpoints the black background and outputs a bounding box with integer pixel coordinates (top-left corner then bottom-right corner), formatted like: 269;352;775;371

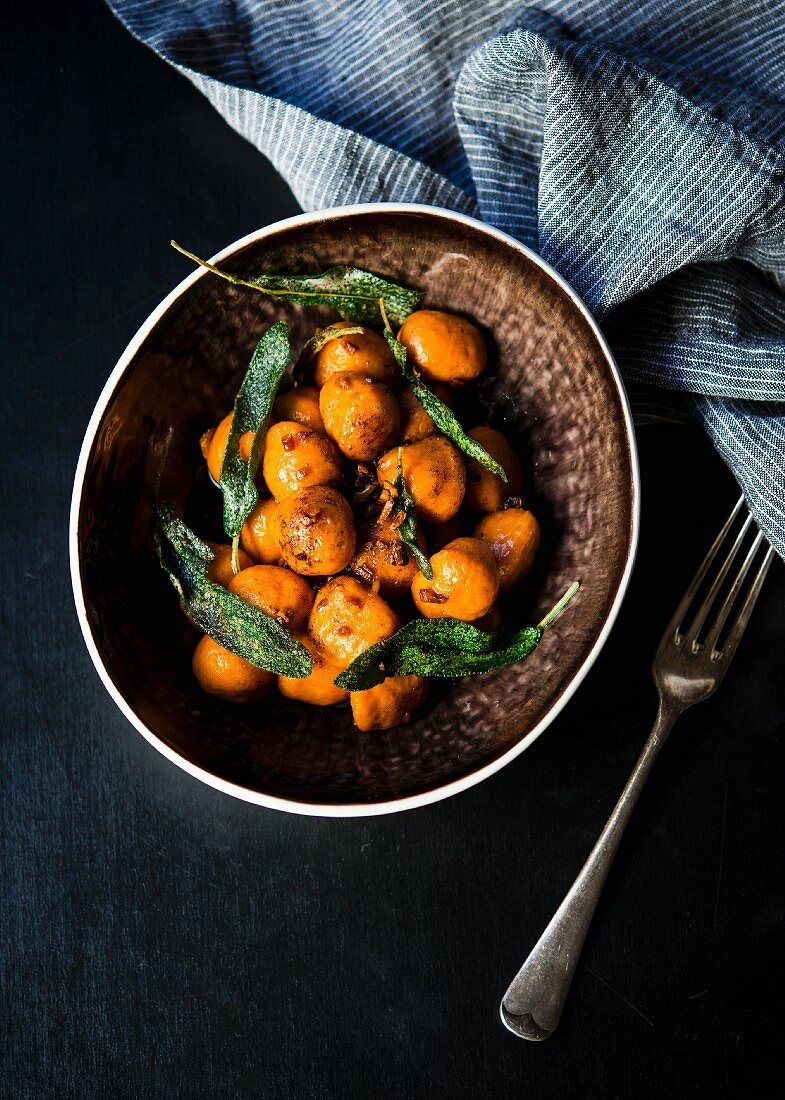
3;2;784;1096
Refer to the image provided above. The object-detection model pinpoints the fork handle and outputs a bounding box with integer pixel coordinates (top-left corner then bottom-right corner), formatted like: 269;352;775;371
500;695;682;1040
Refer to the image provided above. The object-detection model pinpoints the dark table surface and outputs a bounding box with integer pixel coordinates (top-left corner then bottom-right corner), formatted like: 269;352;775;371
4;2;784;1097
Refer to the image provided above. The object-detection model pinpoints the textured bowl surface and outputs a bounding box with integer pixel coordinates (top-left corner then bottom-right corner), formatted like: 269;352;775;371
71;205;638;815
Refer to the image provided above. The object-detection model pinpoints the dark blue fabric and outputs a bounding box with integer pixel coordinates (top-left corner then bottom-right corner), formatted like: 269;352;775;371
108;0;785;554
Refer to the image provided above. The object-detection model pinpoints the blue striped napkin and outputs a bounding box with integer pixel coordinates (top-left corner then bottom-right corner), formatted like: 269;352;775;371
108;0;785;556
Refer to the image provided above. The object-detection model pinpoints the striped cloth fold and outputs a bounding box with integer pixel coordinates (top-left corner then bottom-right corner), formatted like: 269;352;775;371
108;0;785;556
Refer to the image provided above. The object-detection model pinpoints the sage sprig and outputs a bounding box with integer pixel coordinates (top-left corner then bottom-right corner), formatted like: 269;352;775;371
220;321;291;569
335;583;579;690
392;447;432;580
153;503;312;678
380;322;506;481
171;242;421;327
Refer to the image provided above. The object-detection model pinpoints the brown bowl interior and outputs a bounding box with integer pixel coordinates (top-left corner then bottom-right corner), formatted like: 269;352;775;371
75;209;635;808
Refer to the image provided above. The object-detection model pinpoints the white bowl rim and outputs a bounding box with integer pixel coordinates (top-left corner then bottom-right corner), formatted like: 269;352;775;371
69;201;640;818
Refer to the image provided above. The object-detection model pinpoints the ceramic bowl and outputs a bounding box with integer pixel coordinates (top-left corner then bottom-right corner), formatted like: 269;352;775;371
70;204;639;816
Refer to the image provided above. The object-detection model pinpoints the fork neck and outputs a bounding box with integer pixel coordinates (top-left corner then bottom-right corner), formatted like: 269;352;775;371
652;693;683;747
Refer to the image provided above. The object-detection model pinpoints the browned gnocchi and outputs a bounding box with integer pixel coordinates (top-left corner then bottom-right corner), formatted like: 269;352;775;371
185;302;540;731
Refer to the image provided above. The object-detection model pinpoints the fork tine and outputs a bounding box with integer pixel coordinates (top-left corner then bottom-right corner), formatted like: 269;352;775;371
711;542;775;661
663;496;745;641
704;530;764;653
687;510;754;645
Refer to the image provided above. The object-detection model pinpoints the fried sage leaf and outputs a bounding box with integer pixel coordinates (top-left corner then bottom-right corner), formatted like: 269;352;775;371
392;447;432;580
153;503;311;678
303;324;364;358
220;321;291;557
171;242;421;327
335;583;579;690
382;330;506;480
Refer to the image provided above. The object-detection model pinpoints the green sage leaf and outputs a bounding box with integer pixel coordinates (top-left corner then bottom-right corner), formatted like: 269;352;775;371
392;447;432;580
383;331;507;480
303;324;364;358
335;583;579;690
220;321;291;552
171;242;421;327
153;502;312;678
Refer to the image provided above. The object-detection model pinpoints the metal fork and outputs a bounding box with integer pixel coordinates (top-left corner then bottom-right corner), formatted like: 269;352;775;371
500;497;775;1040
